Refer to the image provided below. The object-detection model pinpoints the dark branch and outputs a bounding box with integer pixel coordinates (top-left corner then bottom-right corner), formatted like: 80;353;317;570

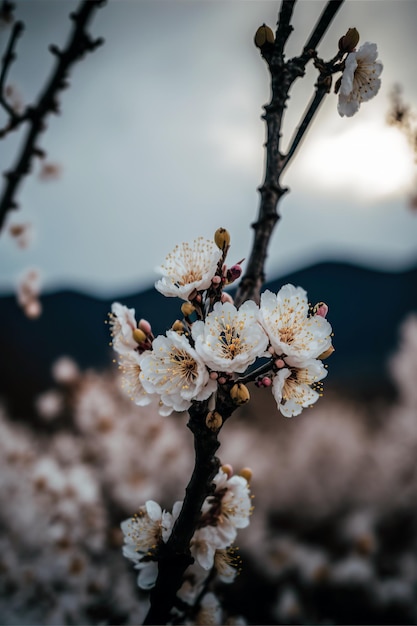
144;403;221;625
235;0;345;307
0;0;105;231
302;0;344;59
281;76;331;173
274;0;296;56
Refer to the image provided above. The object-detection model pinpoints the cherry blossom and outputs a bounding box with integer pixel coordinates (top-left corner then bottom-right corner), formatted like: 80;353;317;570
155;237;222;300
338;42;383;118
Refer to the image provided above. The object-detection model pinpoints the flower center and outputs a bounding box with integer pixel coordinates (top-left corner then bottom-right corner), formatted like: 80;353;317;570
170;348;198;383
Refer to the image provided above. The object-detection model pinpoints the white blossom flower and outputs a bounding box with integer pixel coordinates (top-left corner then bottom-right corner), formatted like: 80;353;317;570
259;284;332;366
192;300;268;374
338;42;383;118
118;350;152;406
121;500;181;590
272;359;327;417
155;237;222;300
109;302;138;355
140;331;217;413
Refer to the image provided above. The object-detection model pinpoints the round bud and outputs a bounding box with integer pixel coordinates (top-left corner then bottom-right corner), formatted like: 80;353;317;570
133;328;146;344
254;23;275;48
314;302;329;318
338;27;359;53
172;320;184;333
230;382;250;405
221;464;233;478
221;292;234;304
214;227;230;250
138;318;152;334
239;467;253;483
206;410;223;431
181;302;195;317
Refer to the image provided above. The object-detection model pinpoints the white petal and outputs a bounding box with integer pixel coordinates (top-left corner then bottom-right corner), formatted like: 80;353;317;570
145;500;162;522
137;562;158;590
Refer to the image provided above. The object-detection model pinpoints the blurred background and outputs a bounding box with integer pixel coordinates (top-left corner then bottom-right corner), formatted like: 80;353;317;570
1;1;417;624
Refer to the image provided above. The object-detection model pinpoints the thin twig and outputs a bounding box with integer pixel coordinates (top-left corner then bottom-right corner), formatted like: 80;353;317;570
281;79;330;173
0;0;105;232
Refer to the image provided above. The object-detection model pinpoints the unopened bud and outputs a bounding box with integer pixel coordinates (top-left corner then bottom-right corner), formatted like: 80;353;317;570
226;264;242;284
214;227;230;250
230;382;250;405
206;410;223;431
221;464;233;478
133;328;146;344
239;467;253;483
338;27;359;53
254;23;275;49
138;318;152;334
172;320;184;333
221;292;234;304
318;345;335;360
181;302;195;317
314;302;328;318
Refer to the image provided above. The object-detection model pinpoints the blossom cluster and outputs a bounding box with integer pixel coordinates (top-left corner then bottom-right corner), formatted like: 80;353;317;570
121;465;252;592
110;230;333;419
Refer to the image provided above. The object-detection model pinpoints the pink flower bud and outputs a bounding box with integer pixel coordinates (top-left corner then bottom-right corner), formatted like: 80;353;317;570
314;302;329;318
221;292;234;304
209;371;219;380
138;318;152;334
275;358;285;369
218;376;227;385
262;376;272;387
212;275;221;285
228;264;242;281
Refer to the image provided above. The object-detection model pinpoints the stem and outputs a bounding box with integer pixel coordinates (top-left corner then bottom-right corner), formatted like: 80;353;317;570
302;0;344;57
235;0;345;307
143;404;221;625
281;81;328;173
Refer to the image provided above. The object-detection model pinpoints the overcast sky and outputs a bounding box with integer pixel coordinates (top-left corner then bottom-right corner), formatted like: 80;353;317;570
1;0;417;297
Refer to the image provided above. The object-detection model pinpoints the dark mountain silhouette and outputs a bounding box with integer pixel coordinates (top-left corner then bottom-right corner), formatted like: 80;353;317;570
1;261;416;416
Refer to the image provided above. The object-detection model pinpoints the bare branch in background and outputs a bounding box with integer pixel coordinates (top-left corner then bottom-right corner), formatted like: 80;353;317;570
0;0;105;232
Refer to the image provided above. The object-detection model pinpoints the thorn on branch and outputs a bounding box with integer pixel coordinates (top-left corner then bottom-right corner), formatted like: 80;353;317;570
48;44;62;57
